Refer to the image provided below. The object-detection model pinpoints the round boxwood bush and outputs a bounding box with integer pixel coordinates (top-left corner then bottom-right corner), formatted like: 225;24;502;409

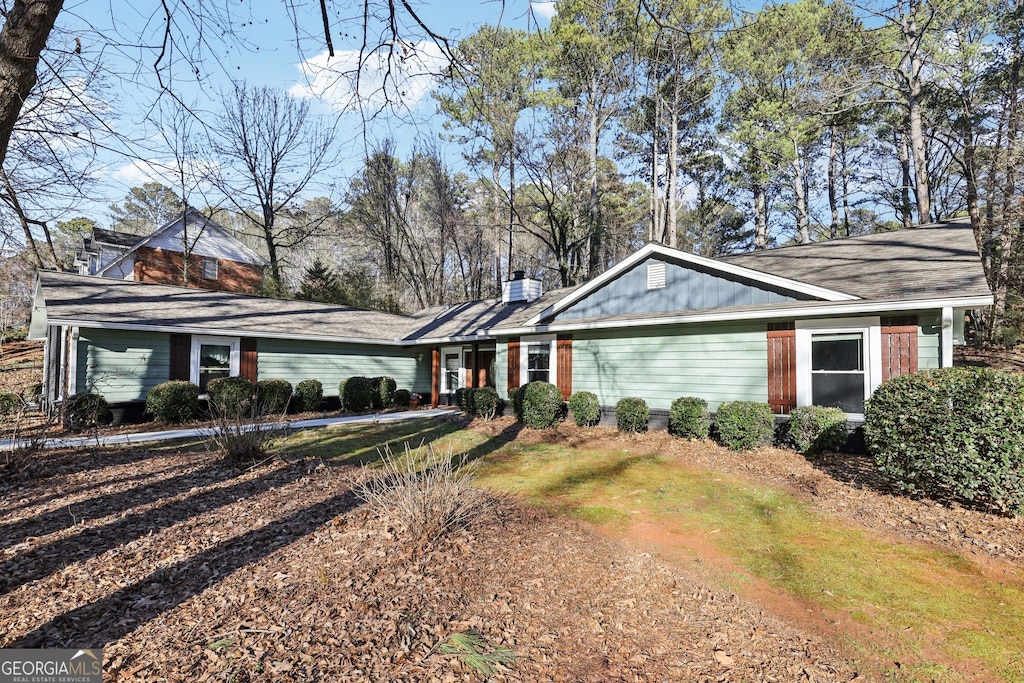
377;376;397;408
63;392;109;430
145;380;200;423
340;376;373;412
509;386;525;422
393;388;412;407
0;390;21;419
521;381;563;429
669;396;710;440
454;387;473;413
293;379;323;412
788;405;848;454
715;401;775;451
207;376;254;417
568;391;601;427
864;367;1024;513
472;386;500;419
256;379;293;415
615;397;649;433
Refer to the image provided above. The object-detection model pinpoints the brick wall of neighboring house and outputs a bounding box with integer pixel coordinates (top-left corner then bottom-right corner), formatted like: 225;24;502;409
132;246;264;293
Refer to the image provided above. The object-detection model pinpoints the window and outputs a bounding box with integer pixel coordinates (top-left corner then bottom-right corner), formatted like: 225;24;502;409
519;336;557;387
190;336;239;391
811;332;866;413
443;350;461;395
202;256;218;280
647;261;666;289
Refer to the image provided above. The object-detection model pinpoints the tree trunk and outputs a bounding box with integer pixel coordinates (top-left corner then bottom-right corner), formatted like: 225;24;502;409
792;136;808;244
899;132;914;228
666;103;679;249
840;133;851;237
753;180;769;250
828;127;839;240
902;1;931;224
587;94;602;275
0;0;63;169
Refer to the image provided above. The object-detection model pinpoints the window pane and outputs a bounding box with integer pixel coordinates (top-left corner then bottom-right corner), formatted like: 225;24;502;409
527;344;550;384
444;353;460;392
812;373;865;413
811;333;863;371
199;344;231;390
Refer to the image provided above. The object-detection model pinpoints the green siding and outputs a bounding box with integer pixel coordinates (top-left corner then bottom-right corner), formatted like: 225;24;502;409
77;329;171;403
257;339;429;397
918;313;942;370
495;341;509;399
570;323;768;411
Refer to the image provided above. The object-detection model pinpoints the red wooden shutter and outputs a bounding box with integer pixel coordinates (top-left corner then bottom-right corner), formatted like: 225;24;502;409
169;334;191;381
556;335;573;400
240;338;258;383
507;338;521;391
767;324;796;415
881;316;919;381
430;347;440;407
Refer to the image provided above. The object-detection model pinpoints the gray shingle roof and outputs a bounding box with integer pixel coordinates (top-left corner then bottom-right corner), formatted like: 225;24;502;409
723;219;989;301
90;228;142;249
37;271;419;342
405;288;573;340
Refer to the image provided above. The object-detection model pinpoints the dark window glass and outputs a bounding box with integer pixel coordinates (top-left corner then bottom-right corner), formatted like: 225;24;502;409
811;333;863;371
527;344;550;383
812;374;865;413
199;343;230;390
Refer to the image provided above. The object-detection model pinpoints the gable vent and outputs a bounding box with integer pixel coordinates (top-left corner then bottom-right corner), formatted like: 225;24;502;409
647;262;666;290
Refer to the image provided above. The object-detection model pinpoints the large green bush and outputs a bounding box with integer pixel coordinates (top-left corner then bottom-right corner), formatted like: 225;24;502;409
568;391;601;427
669;396;710;440
454;387;473;413
63;392;109;430
340;376;373;412
615;397;649;433
788;405;848;454
472;386;500;419
864;367;1024;513
207;376;254;417
145;380;200;423
256;379;293;415
509;386;525;422
377;376;397;408
521;381;563;429
293;379;323;412
715;401;775;451
393;388;412;407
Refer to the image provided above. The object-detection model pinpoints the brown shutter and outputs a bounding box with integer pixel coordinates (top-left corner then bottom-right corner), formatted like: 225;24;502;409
767;323;796;415
240;338;258;383
507;337;520;391
556;335;573;400
169;334;191;381
431;347;440;407
881;316;919;381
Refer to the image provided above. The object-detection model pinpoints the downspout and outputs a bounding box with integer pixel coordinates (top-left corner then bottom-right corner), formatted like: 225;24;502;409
941;307;954;368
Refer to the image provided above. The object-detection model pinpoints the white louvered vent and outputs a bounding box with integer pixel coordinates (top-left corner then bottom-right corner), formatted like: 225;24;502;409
647;262;666;290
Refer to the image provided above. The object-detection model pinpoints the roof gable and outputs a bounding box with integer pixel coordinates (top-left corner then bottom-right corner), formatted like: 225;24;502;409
531;243;858;326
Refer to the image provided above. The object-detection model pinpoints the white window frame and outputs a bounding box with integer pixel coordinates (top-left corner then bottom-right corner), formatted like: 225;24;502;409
519;335;557;387
440;345;465;395
796;317;881;418
202;256;218;280
190;335;240;391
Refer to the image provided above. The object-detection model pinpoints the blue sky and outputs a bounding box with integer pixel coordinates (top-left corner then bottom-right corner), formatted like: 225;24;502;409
49;1;556;224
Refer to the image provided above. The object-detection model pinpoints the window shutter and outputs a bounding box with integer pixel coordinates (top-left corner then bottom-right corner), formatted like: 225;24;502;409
430;347;440;407
556;335;573;399
507;338;520;391
240;338;258;383
881;316;918;381
169;334;191;381
767;324;796;414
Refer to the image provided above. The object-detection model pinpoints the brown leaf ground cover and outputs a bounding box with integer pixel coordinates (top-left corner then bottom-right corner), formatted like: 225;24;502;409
1;441;856;681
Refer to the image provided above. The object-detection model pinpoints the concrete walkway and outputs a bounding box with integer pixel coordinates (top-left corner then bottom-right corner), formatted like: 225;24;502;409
0;409;453;451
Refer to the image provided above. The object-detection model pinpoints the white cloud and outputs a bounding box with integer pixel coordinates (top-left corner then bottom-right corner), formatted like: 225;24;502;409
530;2;557;21
109;158;221;198
290;40;449;112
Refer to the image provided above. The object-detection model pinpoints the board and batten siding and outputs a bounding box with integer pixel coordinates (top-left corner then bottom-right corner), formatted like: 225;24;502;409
495;341;509;399
570;323;768;411
76;328;171;403
256;339;429;397
554;257;805;322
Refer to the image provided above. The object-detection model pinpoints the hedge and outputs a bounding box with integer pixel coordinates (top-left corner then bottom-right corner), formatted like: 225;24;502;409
63;392;109;430
615;397;649;433
864;367;1024;514
145;380;200;423
340;376;373;412
294;379;324;412
256;379;293;415
568;391;601;427
520;381;563;429
715;401;774;451
788;405;847;454
668;396;710;440
472;386;500;419
393;388;412;407
207;376;254;417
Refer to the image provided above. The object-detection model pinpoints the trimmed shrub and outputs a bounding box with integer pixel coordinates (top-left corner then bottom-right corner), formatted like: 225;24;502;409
615;397;650;433
63;392;109;430
207;376;254;416
864;367;1024;513
256;379;293;415
393;388;412;407
715;401;774;451
340;376;373;412
472;386;500;419
294;379;324;412
377;376;397;408
669;396;710;440
145;380;200;423
568;391;601;427
454;387;473;414
0;390;21;419
788;405;848;454
509;386;526;422
521;381;563;429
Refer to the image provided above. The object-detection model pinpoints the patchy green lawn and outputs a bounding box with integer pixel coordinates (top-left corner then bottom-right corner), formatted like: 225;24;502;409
284;417;1024;682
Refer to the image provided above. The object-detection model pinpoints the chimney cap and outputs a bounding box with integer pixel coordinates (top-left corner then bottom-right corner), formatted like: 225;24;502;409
512;269;525;280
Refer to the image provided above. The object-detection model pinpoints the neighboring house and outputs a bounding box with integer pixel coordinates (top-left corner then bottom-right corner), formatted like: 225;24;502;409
30;219;992;424
73;209;267;294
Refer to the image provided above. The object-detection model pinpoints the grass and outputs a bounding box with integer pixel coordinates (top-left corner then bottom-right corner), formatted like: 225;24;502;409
277;421;1024;681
